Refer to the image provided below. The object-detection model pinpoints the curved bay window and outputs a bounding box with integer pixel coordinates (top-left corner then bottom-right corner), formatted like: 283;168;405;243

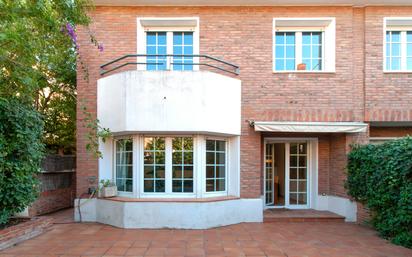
113;135;231;198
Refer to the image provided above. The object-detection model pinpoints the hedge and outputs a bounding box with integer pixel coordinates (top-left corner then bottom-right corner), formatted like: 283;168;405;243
0;98;44;225
346;137;412;248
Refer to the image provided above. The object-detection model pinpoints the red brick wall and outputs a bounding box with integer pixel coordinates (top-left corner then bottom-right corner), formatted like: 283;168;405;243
76;6;412;198
28;172;75;216
364;7;412;122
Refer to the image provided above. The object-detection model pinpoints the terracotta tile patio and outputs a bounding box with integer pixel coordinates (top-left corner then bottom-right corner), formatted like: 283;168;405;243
1;209;411;257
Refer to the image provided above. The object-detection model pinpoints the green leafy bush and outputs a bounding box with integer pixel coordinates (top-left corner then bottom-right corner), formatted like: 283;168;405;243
346;137;412;248
0;98;44;225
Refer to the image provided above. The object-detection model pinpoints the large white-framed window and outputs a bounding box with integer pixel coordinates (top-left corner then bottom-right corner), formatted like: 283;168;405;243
114;138;133;193
140;135;196;197
384;17;412;72
137;17;199;71
273;18;335;72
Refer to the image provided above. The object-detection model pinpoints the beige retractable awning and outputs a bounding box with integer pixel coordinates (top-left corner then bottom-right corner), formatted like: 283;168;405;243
251;121;367;133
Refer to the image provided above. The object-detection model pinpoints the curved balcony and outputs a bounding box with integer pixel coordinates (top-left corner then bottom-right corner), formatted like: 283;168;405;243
97;55;241;136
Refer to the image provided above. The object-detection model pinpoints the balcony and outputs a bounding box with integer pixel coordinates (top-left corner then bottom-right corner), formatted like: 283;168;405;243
97;54;241;136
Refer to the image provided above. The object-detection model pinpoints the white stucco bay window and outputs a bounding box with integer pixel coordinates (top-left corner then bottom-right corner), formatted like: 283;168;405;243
273;18;336;72
384;17;412;72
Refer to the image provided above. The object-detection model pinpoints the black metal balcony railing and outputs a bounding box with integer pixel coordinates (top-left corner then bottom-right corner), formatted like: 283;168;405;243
100;54;240;76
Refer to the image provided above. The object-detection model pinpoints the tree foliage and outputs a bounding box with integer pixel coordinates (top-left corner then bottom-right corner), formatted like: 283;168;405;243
0;0;93;224
346;137;412;248
0;98;44;225
0;0;93;153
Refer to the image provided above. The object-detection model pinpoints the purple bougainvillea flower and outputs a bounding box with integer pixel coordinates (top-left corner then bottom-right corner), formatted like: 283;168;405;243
65;22;79;49
98;43;104;52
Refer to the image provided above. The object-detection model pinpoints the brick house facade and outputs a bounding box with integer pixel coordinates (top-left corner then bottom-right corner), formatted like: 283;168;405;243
75;1;412;228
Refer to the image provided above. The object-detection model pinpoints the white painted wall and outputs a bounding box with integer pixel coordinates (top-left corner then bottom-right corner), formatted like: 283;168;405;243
97;70;241;135
315;195;357;222
74;198;263;229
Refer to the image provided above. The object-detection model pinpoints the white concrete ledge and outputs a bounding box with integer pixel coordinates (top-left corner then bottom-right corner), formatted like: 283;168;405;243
74;198;263;229
315;195;357;222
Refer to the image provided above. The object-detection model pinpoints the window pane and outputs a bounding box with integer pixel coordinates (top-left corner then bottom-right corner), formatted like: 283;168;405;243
216;152;225;165
286;46;295;58
144;180;154;192
155;180;165;192
206;166;214;178
285;60;295;70
115;139;133;192
275;46;284;58
312;45;321;58
302;46;311;59
407;57;412;70
173;180;182;192
216;179;225;191
311;32;322;44
392;57;401;70
391;43;400;56
275;33;284;44
173;33;182;45
302;33;311;44
285;32;295;44
147;32;157;45
391;31;401;42
206;152;215;164
157;32;166;44
407;31;412;42
407;44;412;56
183;180;193;192
184;166;193;178
275;59;284;70
216;166;225;178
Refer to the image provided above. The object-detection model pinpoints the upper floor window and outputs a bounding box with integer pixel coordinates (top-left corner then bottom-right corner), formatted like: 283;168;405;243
137;17;199;71
273;18;335;72
384;18;412;72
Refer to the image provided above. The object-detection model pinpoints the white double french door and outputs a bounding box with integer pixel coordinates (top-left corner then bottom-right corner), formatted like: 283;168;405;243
264;141;311;209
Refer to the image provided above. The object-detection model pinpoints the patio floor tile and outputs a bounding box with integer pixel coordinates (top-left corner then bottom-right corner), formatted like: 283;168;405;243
1;209;412;257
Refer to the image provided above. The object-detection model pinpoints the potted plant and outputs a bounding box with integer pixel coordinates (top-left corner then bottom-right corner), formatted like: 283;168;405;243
98;179;117;198
297;63;307;70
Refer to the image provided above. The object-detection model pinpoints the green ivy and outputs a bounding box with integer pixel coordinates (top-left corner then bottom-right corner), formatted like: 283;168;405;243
0;98;44;225
346;137;412;248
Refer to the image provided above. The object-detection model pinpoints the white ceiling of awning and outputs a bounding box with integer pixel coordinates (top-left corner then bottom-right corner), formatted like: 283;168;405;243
252;121;368;133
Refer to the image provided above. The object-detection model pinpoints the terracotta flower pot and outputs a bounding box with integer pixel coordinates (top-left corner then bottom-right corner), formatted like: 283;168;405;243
297;63;307;70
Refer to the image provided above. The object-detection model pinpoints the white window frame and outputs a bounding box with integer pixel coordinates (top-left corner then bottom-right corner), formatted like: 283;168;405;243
203;136;229;197
383;17;412;73
113;137;135;197
273;18;336;73
137;17;200;71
